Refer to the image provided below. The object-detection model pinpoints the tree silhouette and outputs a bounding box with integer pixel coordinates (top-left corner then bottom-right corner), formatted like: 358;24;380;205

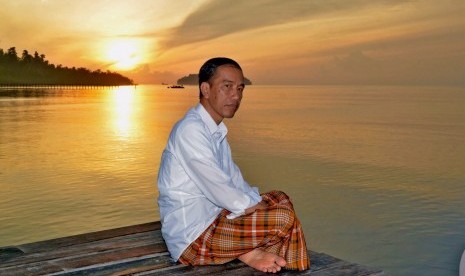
0;46;134;86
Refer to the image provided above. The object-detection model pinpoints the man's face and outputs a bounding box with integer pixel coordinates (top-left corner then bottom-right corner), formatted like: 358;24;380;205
200;65;245;124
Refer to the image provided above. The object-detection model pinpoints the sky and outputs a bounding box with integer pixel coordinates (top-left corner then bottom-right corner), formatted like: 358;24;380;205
1;0;464;85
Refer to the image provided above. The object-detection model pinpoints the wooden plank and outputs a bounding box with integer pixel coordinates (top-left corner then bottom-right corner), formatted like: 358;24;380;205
0;244;169;276
0;261;64;276
49;253;175;276
0;246;25;262
17;221;160;254
306;262;386;276
1;230;164;267
51;243;166;270
135;263;188;275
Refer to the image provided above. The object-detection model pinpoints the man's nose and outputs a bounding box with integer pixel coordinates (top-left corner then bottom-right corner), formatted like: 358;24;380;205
230;88;241;99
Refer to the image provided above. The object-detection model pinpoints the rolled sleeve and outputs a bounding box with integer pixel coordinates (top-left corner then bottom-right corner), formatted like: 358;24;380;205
226;193;262;219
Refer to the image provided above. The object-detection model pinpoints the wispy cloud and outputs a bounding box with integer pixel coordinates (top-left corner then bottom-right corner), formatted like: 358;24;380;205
160;0;410;50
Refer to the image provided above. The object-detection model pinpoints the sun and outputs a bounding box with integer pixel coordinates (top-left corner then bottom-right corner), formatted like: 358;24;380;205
105;40;141;71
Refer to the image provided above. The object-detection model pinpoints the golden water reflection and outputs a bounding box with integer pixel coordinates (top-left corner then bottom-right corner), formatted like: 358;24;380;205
109;86;138;139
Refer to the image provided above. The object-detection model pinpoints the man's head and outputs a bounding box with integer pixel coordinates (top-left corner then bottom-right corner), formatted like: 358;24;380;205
198;57;245;124
198;57;242;98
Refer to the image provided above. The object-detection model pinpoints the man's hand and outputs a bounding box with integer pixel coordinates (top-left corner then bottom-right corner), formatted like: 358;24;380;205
245;200;268;215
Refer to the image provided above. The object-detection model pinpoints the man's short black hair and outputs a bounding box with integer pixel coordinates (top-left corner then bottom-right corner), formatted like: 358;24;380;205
198;57;242;98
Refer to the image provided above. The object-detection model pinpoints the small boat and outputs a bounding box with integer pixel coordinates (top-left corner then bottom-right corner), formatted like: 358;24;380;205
167;85;184;89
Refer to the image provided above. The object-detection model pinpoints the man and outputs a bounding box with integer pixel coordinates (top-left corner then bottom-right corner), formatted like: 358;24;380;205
157;57;309;273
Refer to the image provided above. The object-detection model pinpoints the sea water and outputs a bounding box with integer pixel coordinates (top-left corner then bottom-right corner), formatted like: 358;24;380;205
1;85;464;275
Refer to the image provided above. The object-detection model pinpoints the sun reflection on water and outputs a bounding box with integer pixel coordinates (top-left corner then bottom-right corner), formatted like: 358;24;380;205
110;86;138;139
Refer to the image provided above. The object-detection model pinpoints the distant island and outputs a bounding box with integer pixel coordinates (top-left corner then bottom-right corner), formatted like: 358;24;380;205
0;47;134;86
177;74;252;85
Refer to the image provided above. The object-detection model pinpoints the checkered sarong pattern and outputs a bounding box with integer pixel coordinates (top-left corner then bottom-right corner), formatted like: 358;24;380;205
178;190;310;271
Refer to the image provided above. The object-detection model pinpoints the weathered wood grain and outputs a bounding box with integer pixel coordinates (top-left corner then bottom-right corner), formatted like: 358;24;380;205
1;230;164;267
17;221;161;254
0;221;387;275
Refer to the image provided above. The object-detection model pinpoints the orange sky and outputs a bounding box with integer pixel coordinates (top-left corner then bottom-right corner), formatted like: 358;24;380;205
1;0;464;85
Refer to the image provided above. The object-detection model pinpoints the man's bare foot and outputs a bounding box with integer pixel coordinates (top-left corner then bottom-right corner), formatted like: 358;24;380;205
238;248;286;273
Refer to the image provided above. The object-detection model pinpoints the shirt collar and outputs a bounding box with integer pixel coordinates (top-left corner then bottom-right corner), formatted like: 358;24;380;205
195;103;228;141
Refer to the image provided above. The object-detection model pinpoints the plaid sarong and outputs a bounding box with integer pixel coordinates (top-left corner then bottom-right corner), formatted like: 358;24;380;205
178;190;310;271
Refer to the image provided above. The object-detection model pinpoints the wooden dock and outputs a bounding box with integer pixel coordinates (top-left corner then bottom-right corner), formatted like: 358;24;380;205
0;221;386;275
0;84;135;89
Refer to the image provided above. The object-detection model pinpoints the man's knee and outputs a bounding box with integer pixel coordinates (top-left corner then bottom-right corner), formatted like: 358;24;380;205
271;206;295;235
263;190;293;208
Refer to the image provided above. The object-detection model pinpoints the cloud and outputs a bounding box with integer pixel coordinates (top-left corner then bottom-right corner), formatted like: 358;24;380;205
160;0;410;50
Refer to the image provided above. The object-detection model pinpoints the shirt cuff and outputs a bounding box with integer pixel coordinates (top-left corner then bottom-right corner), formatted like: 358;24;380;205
225;192;262;219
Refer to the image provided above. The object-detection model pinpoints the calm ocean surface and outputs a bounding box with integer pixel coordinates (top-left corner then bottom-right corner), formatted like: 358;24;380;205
1;85;464;275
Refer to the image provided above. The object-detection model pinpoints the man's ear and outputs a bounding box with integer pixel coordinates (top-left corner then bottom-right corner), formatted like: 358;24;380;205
200;82;210;98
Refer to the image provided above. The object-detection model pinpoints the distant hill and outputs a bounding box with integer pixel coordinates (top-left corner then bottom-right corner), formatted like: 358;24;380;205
177;74;252;85
0;46;134;86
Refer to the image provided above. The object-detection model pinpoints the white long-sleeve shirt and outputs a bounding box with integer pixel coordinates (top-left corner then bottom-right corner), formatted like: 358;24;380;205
157;103;262;261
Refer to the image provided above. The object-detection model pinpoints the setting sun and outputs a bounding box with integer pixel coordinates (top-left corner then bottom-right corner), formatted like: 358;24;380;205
105;40;141;71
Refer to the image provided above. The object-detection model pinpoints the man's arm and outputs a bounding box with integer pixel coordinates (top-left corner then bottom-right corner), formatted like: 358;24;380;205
173;121;260;217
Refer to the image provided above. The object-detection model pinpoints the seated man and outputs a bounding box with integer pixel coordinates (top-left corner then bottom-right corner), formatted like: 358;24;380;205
157;57;309;273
